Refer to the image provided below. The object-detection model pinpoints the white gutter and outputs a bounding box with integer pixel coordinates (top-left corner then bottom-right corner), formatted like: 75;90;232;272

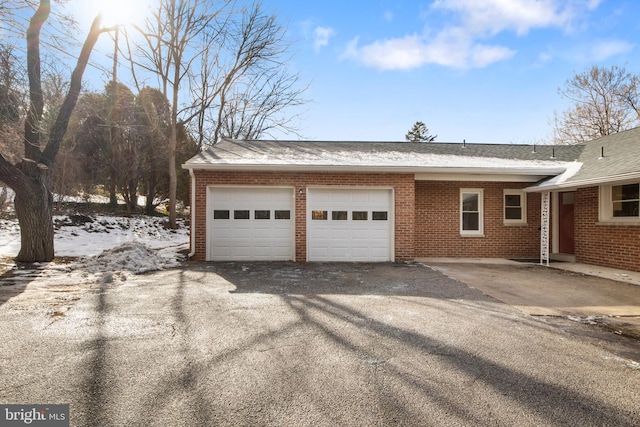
526;170;640;192
188;168;196;258
181;162;568;176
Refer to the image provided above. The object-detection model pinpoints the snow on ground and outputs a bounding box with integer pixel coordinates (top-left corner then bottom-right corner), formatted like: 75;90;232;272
0;214;189;280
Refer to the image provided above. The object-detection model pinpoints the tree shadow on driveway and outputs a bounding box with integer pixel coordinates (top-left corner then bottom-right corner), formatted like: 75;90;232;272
72;262;639;426
209;261;500;300
0;260;44;307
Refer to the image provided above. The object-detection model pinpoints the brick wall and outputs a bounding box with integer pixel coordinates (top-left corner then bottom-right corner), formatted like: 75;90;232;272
574;186;640;272
414;181;541;258
191;170;415;261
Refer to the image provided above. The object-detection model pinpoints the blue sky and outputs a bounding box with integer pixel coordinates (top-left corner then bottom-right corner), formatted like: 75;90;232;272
71;0;640;144
260;0;640;143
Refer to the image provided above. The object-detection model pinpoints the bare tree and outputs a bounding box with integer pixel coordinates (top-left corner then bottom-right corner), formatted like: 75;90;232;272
553;65;640;145
126;0;307;228
0;0;106;262
0;43;25;165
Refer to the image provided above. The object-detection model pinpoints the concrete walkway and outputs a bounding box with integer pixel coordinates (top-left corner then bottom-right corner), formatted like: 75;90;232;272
417;258;640;340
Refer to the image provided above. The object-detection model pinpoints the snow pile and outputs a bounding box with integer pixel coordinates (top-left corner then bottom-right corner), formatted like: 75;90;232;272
0;214;188;258
74;241;179;275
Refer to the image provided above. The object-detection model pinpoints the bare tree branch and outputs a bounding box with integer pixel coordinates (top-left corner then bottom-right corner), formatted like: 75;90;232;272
554;65;640;145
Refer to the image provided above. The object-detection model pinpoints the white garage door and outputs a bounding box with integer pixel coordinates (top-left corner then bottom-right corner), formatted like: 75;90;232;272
207;187;294;261
307;188;393;262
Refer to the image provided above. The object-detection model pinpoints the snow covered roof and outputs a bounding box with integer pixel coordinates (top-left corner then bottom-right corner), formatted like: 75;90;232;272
183;138;580;177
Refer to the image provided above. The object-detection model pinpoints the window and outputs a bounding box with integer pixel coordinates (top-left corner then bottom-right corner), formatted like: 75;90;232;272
460;189;484;235
612;184;639;217
213;210;230;220
600;183;640;222
504;190;527;224
234;210;250;220
332;211;348;220
275;210;291;220
312;210;328;220
352;211;368;221
372;211;388;221
255;210;270;219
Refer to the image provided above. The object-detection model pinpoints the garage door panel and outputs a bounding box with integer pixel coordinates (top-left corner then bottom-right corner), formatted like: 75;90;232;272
207;187;294;261
308;188;392;262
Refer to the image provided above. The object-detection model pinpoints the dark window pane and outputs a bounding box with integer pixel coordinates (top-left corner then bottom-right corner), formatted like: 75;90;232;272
312;210;328;220
275;210;291;220
613;201;639;217
613;184;639;201
332;211;348;220
352;211;368;221
505;207;522;220
234;210;250;220
255;210;270;219
462;194;478;211
372;211;388;221
462;212;479;230
505;194;521;207
213;210;230;219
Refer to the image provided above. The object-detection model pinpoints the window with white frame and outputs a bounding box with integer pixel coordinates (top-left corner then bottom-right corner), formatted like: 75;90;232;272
600;183;640;222
503;190;527;224
460;189;484;235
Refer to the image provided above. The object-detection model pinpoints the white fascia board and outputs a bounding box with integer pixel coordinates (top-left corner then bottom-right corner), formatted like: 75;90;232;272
415;173;550;182
183;162;567;177
525;171;640;193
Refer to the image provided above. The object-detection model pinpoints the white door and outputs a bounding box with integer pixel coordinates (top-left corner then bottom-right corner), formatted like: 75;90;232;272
207;187;294;261
307;188;393;262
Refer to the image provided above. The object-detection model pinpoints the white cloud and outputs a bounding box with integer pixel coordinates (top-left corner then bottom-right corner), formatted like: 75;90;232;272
342;0;601;70
431;0;573;36
383;11;394;22
314;26;335;53
342;28;515;70
343;35;429;70
589;40;634;61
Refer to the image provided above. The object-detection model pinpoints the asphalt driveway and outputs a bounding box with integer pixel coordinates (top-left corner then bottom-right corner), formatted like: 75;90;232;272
1;261;639;426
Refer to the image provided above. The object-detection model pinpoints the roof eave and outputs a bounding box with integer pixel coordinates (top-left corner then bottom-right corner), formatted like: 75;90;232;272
182;162;567;176
525;171;640;192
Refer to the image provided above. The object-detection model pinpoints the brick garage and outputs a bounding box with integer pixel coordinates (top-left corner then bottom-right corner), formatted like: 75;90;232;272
190;170;415;262
184;136;640;272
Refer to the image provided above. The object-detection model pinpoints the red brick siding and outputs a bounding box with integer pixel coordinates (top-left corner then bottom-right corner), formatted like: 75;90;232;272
191;170;415;261
574;186;640;272
414;181;541;258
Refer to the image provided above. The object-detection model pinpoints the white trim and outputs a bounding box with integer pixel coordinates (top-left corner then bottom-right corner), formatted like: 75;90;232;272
503;189;527;225
415;173;549;182
599;182;640;223
188;169;196;258
183;162;567;176
526;171;640;193
460;188;484;236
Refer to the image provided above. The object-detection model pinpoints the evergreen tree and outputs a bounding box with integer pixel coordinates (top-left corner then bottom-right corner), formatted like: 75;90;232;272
405;121;436;143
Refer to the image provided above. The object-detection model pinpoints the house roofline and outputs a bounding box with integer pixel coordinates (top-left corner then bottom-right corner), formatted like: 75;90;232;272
525;171;640;192
181;162;567;177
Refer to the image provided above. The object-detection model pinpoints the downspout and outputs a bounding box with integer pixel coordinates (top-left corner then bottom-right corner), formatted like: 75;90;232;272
188;168;196;258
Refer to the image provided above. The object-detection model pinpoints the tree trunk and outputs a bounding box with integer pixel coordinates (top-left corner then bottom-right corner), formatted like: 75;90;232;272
145;170;156;215
0;7;105;262
14;159;54;262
